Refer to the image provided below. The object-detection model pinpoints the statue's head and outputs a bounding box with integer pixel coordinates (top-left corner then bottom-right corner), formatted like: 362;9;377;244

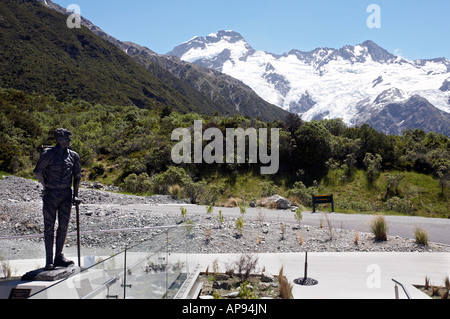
54;128;72;148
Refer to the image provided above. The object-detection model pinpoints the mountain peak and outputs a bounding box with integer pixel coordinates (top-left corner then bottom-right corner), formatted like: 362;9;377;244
167;30;254;69
209;30;245;42
361;40;396;62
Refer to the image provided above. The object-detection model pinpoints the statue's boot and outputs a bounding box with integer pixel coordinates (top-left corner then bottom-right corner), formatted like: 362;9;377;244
54;233;73;267
54;254;74;268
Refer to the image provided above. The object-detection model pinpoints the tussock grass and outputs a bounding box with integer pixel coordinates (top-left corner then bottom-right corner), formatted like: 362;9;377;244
370;215;388;241
414;228;428;246
278;266;293;299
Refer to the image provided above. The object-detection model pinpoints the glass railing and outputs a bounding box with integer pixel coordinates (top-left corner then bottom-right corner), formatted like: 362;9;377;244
26;225;199;299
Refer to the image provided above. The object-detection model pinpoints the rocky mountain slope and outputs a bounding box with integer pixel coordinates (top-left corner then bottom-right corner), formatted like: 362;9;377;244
1;0;211;113
169;30;450;135
35;0;289;122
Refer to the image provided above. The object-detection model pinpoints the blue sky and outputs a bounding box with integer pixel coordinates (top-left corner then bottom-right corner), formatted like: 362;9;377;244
55;0;449;60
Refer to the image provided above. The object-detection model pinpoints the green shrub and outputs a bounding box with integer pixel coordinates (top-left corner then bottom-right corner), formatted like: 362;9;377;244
151;166;191;195
286;181;317;207
363;153;382;186
261;180;278;197
89;163;105;180
294;208;303;227
180;206;187;222
385;173;405;197
239;282;258;299
216;210;225;228
235;216;245;236
339;199;372;212
121;172;153;194
384;196;414;214
183;179;207;204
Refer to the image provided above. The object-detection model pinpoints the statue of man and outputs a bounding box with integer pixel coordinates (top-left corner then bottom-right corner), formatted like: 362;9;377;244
34;128;82;270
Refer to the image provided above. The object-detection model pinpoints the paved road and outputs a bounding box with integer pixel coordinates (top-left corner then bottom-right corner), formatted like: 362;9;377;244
134;204;450;246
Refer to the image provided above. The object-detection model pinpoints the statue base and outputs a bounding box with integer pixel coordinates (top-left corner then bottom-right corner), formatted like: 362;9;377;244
21;265;81;282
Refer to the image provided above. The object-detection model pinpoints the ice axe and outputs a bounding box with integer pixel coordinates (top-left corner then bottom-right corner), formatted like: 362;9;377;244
73;197;82;267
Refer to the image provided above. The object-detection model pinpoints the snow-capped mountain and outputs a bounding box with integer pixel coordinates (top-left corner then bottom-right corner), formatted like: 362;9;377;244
169;30;450;134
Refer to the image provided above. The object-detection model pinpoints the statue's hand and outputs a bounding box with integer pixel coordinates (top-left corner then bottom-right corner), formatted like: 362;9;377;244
73;197;82;206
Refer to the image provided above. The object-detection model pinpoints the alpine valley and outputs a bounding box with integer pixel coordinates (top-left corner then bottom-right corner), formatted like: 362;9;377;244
169;30;450;135
13;0;450;135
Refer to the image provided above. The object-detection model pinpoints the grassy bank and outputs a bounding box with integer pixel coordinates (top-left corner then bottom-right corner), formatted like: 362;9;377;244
178;168;448;219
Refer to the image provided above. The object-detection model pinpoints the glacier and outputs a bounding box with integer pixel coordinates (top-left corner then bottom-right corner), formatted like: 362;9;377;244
169;30;450;129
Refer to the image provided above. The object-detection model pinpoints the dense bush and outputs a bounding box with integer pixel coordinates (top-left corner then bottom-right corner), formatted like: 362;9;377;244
286;181;317;206
384;197;414;215
1;88;449;208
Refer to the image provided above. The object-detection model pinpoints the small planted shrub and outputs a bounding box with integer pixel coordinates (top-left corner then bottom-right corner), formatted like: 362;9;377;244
280;223;286;240
216;210;225;228
370;215;388;241
235;216;245;236
180;206;187;221
239;282;258;299
294;208;303;228
233;253;259;282
184;219;194;235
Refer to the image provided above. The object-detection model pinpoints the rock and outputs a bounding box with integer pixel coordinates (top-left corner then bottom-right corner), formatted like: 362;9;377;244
261;272;274;283
213;281;231;290
259;195;290;210
224;291;239;298
260;283;271;290
215;274;230;281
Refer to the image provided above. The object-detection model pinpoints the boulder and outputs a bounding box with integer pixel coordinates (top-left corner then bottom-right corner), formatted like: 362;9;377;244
259;195;290;210
213;281;231;290
261;271;274;283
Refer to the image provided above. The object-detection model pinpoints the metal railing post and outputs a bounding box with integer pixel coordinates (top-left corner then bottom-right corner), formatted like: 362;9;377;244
392;279;411;299
123;245;127;299
166;228;169;299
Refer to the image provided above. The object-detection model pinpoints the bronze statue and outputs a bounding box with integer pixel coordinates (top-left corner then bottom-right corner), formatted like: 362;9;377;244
34;129;82;270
